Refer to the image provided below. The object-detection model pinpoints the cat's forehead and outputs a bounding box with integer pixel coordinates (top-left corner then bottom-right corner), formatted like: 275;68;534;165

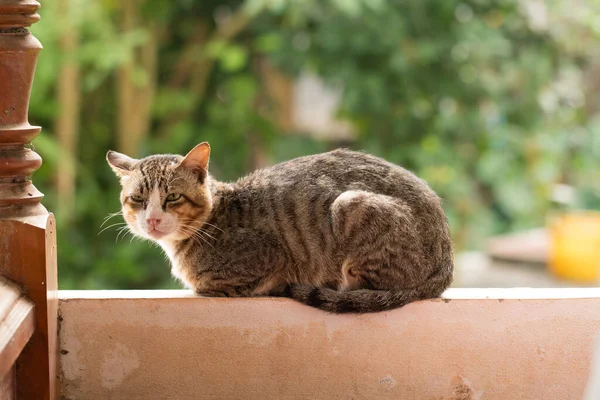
136;155;181;174
123;155;183;192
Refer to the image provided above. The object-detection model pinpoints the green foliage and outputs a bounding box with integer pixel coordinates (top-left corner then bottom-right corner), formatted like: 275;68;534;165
254;0;600;243
27;0;600;289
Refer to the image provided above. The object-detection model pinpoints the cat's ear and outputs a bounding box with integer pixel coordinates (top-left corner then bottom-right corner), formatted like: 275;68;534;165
106;150;136;177
179;142;210;172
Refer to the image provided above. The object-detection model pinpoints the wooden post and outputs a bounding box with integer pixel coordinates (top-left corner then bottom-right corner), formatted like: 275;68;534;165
0;1;59;399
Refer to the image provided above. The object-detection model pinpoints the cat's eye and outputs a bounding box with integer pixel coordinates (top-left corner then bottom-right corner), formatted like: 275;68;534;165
129;195;143;203
166;193;182;202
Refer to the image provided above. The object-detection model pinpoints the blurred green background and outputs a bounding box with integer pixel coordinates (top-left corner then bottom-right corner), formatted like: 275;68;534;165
29;0;600;289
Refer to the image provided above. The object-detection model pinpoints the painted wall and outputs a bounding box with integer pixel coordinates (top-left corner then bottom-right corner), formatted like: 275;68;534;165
59;289;600;400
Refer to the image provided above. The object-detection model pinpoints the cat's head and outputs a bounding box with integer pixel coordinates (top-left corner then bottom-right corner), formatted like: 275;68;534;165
106;142;212;243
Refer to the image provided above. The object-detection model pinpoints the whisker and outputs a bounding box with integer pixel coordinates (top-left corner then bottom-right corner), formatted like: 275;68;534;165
179;223;212;236
179;218;224;234
197;229;216;241
191;234;215;248
101;211;122;222
100;211;123;229
177;226;215;248
116;226;131;243
98;222;128;235
115;228;126;243
201;222;224;233
190;234;214;248
192;230;212;241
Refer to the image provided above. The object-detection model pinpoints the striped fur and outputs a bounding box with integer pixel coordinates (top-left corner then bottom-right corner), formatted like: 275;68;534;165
107;144;454;313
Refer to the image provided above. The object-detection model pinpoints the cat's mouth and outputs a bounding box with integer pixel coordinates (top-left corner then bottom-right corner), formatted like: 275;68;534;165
147;227;168;240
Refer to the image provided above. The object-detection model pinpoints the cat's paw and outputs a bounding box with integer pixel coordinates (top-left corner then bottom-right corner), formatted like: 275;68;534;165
195;289;229;297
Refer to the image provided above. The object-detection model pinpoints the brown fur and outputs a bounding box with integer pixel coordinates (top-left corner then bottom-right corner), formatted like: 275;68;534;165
107;143;454;313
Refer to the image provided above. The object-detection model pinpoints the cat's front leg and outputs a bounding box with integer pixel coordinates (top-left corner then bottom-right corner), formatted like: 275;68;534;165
195;229;286;298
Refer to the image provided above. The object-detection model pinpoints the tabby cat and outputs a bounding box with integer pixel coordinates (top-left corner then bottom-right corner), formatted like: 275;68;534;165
107;143;453;313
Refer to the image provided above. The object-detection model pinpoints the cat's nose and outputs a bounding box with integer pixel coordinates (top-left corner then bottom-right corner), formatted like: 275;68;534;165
147;218;161;227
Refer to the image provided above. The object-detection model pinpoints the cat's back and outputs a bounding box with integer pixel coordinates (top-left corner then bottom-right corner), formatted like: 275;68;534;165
215;149;448;268
239;148;433;201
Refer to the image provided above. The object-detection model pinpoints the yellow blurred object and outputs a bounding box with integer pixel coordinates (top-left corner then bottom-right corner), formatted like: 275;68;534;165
548;211;600;283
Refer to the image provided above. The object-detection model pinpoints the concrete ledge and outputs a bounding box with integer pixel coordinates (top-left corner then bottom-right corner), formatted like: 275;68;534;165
59;287;600;299
59;289;600;400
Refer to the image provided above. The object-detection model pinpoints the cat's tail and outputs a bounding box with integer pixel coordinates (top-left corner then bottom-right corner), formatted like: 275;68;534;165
287;268;452;313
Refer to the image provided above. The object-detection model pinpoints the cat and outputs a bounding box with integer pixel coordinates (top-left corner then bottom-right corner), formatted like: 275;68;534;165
106;142;453;313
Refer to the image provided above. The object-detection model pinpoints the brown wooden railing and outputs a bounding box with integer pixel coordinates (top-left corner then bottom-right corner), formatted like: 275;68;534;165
0;1;59;399
0;277;35;399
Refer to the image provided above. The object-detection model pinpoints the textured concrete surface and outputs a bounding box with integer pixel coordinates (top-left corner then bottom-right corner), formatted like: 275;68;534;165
59;289;600;400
